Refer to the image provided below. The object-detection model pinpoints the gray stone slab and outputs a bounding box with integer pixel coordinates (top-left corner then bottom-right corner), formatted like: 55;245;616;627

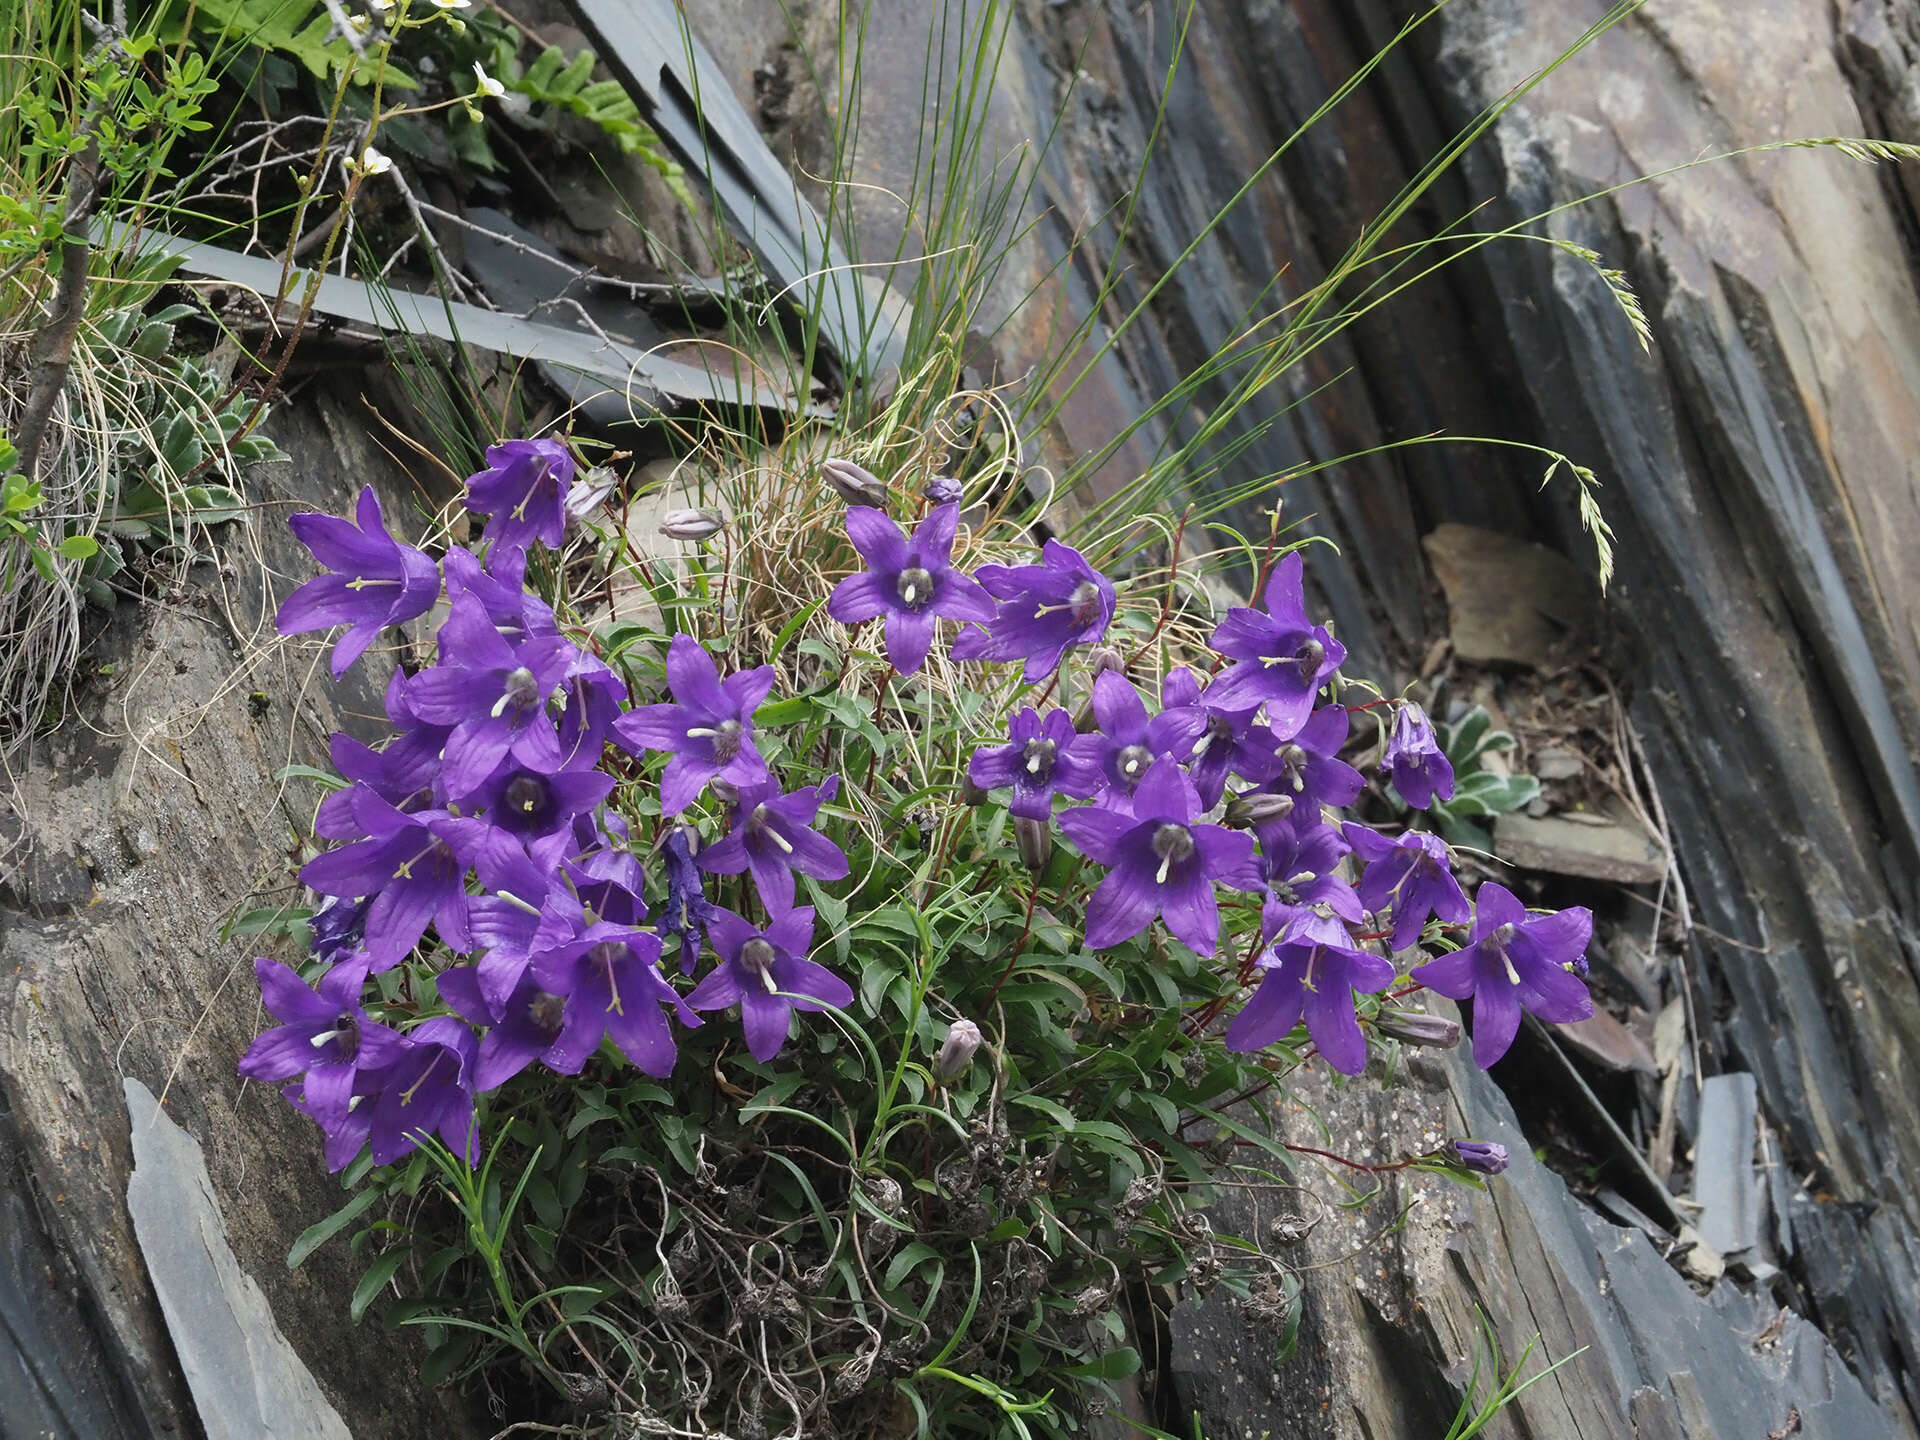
1694;1073;1761;1258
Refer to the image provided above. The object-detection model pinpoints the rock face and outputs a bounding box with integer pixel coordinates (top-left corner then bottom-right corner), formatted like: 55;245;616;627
0;396;473;1440
687;0;1920;1434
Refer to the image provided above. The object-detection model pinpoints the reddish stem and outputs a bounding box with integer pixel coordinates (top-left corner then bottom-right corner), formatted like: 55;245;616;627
983;881;1042;1008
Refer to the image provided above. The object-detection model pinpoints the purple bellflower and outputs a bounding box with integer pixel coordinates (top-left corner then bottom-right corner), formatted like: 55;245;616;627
825;504;995;675
442;545;558;643
277;486;440;677
405;594;578;796
686;906;853;1063
654;823;716;974
1204;553;1346;733
951;539;1116;682
1057;758;1263;957
1410;881;1594;1067
299;792;497;967
468;756;614;847
1224;911;1395;1076
968;708;1100;821
1381;702;1455;810
238;957;406;1128
1259;819;1363;932
1149;668;1271;808
698;777;849;914
362;1018;479;1167
442;969;576;1090
464;438;575;553
611;634;775;814
1346;824;1471;953
1069;670;1167;814
530;923;698;1078
1258;705;1366;815
308;894;370;967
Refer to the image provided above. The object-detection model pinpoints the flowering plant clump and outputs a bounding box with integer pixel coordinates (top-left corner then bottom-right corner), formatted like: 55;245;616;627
248;444;1593;1437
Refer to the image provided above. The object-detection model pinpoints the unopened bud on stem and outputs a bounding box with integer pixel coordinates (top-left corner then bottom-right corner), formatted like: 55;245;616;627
923;475;964;506
1446;1139;1509;1176
933;1019;984;1084
1374;1008;1461;1049
658;508;726;542
1224;792;1296;830
822;458;889;508
1014;815;1052;872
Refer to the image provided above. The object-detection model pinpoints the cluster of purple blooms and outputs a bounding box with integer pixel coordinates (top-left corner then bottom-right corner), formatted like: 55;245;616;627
244;442;1592;1177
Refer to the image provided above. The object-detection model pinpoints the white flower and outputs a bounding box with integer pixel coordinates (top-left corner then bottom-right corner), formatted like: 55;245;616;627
346;11;373;33
350;145;393;177
367;0;393;11
471;61;505;98
430;0;471;9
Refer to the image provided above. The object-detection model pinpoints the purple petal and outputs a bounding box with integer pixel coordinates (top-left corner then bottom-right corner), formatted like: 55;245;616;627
1057;805;1134;864
741;989;792;1062
1470;986;1524;1068
1083;859;1161;950
883;609;936;675
1159;871;1221;957
911;503;959;565
1225;968;1305;1052
665;634;729;717
1303;980;1369;1076
843;506;909;570
828;572;892;624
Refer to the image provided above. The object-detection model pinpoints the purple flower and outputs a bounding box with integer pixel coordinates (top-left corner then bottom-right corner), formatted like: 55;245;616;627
308;895;370;966
1203;553;1346;732
950;540;1116;682
1057;758;1263;956
1224;911;1396;1075
923;476;964;506
968;708;1100;821
276;486;440;677
654;823;715;974
1148;668;1270;808
442;545;558;643
463;438;575;553
1068;670;1167;814
405;594;578;796
468;756;614;843
442;970;574;1090
825;504;995;675
238;957;407;1128
299;794;499;967
686;906;853;1062
1448;1140;1509;1176
1381;702;1454;810
1257;705;1366;815
1410;881;1594;1067
1259;819;1363;931
530;924;697;1078
698;778;848;914
557;644;630;762
611;634;775;814
1346;824;1471;953
363;1018;479;1167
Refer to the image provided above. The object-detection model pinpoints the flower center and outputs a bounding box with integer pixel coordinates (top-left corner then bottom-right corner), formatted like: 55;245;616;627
1151;823;1195;884
710;718;744;762
503;771;549;819
740;937;780;995
896;565;934;611
1293;637;1325;681
311;1014;361;1061
747;803;794;854
529;991;566;1039
1068;579;1104;630
1490;924;1522;985
1192;713;1235;760
1021;737;1057;781
1114;743;1152;789
1276;743;1308;792
493;665;539;717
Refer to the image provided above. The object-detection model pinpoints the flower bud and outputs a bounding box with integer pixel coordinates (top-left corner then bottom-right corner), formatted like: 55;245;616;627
1085;645;1124;678
933;1019;984;1084
923;475;964;506
1374;1008;1461;1049
1447;1139;1509;1176
822;457;889;508
960;774;989;807
562;467;619;539
1224;792;1295;830
658;508;725;542
1014;815;1052;872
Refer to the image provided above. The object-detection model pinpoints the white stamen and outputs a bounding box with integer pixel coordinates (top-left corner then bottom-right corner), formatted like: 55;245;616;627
1503;953;1521;986
766;828;794;854
1191;734;1212;759
760;967;780;995
309;1026;340;1048
1286;871;1314;886
1026;755;1042;774
903;582;918;604
686;727;720;739
491;691;513;718
1124;757;1141;775
496;889;542;916
347;1094;366;1113
1156;854;1172;885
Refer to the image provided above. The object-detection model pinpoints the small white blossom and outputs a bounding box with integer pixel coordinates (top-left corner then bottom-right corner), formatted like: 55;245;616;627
471;62;505;98
430;0;471;9
350;145;393;177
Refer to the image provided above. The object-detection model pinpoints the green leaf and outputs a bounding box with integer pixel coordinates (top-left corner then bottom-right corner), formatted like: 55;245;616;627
883;1242;943;1290
288;1188;379;1268
350;1249;408;1323
1010;1093;1077;1132
55;534;98;560
276;763;349;792
1060;1346;1141;1380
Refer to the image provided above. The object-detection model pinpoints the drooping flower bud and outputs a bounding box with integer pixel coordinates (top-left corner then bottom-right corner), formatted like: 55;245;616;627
822;457;889;507
1447;1139;1509;1176
1374;1008;1462;1049
933;1019;984;1084
658;508;726;542
562;466;620;539
961;774;989;806
1224;792;1296;830
1085;645;1124;678
923;475;964;506
1014;815;1052;872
